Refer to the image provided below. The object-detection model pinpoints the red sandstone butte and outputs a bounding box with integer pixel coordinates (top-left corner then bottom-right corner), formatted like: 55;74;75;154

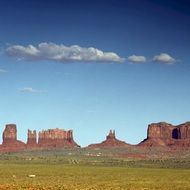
2;124;26;151
1;121;190;153
27;130;37;148
88;130;130;148
0;124;80;152
139;122;190;147
37;128;80;148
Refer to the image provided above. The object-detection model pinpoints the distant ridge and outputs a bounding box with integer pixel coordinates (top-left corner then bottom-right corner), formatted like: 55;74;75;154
0;124;79;152
139;122;190;147
0;122;190;152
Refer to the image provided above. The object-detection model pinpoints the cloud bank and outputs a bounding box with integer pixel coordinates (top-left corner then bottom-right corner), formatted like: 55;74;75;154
5;43;177;65
6;43;124;63
127;55;146;63
19;87;46;93
153;53;176;64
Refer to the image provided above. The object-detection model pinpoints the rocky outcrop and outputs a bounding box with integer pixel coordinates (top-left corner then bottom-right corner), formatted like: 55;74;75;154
1;121;190;152
0;124;79;152
139;122;190;147
27;130;37;147
3;124;17;144
38;128;79;148
2;124;26;151
88;130;130;148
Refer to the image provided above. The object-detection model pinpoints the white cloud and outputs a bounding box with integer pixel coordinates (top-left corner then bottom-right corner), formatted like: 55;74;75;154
153;53;176;64
0;69;8;73
19;87;46;93
6;42;125;63
127;55;146;63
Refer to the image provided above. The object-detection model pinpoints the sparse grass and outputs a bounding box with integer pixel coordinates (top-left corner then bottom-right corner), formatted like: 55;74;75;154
0;163;190;190
0;149;190;190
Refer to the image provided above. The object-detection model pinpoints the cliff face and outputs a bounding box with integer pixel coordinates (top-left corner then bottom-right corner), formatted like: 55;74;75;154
1;121;190;152
139;122;190;147
2;124;26;151
3;124;17;143
147;122;173;139
88;130;130;148
0;124;79;152
27;130;37;147
38;128;79;148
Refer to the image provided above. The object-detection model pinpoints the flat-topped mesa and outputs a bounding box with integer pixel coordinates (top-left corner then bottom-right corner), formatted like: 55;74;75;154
147;122;173;139
38;128;79;148
27;130;37;147
88;130;130;148
2;124;25;151
139;122;190;147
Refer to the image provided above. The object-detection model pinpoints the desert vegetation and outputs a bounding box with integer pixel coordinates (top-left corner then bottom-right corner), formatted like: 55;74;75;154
0;149;190;190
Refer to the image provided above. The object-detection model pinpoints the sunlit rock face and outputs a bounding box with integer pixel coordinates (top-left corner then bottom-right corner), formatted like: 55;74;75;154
0;124;79;152
139;122;190;147
3;124;17;143
2;124;26;151
27;130;37;147
38;128;79;148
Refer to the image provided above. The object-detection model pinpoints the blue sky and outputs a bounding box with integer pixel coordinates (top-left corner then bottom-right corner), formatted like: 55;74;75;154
0;0;190;146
